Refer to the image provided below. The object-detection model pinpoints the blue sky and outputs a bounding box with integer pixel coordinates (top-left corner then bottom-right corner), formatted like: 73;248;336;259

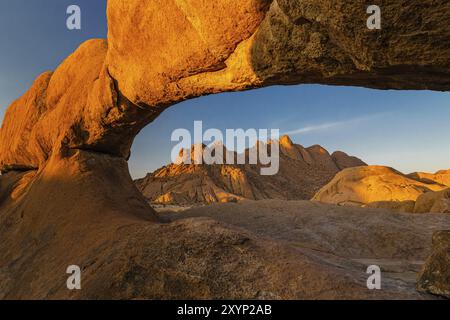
1;1;449;179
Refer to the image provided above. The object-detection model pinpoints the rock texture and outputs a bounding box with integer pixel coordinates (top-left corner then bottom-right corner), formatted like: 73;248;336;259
414;189;450;214
313;166;449;212
0;153;422;300
1;0;450;299
366;200;417;213
418;231;450;298
408;170;450;188
135;136;366;205
2;1;450;173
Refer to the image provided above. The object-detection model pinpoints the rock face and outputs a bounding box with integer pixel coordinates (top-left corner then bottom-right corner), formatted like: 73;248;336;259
414;189;450;214
2;1;450;174
366;200;417;213
313;166;447;207
332;151;367;171
418;231;450;298
1;1;450;299
135;136;366;205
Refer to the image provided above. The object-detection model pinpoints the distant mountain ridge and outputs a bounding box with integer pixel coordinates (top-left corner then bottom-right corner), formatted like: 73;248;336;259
135;135;367;205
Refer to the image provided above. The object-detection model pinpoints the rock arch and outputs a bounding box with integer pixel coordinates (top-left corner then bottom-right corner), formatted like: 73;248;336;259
2;0;450;177
0;0;449;299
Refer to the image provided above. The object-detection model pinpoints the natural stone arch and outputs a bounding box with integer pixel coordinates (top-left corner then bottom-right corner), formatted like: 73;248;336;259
0;0;449;299
1;0;450;176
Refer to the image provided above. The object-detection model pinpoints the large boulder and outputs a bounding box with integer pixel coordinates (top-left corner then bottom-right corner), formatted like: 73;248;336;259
313;166;445;206
417;231;450;298
135;137;366;205
105;0;272;107
366;200;417;213
414;189;450;214
1;0;450;299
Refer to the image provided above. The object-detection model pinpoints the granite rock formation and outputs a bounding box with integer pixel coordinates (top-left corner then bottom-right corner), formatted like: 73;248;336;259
313;166;449;213
2;0;450;173
135;136;366;205
1;0;450;299
417;231;450;298
164;200;450;299
414;189;450;214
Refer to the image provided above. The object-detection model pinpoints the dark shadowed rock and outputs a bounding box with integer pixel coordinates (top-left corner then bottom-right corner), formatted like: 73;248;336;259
366;200;417;213
418;231;450;298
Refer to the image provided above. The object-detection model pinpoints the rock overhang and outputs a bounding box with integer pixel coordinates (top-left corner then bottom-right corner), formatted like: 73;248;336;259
2;0;450;172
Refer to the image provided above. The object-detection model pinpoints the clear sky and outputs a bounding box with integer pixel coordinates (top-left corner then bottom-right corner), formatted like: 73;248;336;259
1;1;449;179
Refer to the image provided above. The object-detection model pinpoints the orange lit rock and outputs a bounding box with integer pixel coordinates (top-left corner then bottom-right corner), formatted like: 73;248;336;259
414;189;450;214
1;0;450;299
313;166;446;206
418;231;450;298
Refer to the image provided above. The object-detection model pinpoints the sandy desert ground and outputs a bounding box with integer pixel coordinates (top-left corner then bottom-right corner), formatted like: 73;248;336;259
162;199;450;299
